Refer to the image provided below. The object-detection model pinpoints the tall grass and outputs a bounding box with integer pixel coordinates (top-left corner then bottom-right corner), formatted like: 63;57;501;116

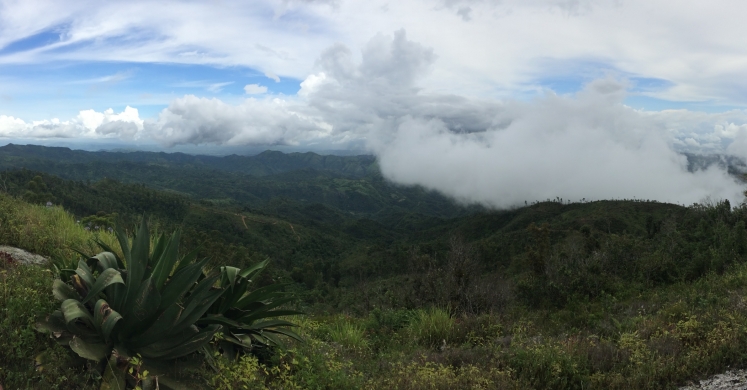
407;307;454;348
0;193;120;262
329;321;370;351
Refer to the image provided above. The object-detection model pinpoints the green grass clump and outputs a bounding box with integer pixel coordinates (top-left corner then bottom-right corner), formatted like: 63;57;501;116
407;307;454;348
0;193;120;261
329;321;370;351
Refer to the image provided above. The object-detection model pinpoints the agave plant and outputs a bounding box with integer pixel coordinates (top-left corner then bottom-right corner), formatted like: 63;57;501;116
37;219;223;389
198;260;303;358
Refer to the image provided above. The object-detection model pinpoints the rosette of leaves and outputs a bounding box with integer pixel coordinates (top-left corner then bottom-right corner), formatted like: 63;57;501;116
198;259;303;358
37;219;223;389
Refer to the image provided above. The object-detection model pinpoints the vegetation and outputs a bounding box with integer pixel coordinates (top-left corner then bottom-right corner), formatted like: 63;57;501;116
3;146;747;388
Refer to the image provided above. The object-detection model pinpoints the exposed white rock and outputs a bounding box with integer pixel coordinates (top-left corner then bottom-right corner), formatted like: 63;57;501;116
680;370;747;390
0;245;49;266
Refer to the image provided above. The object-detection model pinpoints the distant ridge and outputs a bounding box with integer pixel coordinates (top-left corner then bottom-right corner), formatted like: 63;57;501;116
0;144;378;178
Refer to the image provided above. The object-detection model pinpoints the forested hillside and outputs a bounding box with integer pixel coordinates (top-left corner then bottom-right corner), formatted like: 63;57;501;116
4;145;747;389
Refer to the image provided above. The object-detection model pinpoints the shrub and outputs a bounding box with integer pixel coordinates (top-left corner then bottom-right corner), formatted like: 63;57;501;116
37;220;223;389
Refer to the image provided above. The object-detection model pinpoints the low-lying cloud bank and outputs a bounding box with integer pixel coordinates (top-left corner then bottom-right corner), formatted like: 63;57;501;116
3;30;747;208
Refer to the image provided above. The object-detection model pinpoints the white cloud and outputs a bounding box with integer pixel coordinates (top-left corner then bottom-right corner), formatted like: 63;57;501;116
3;0;747;105
244;84;268;95
0;106;143;140
264;72;281;82
207;82;234;93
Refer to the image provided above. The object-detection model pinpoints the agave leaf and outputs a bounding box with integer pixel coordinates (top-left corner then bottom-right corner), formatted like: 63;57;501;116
221;266;240;290
53;279;81;302
258;331;283;346
148;232;168;273
75;260;95;288
237;297;295;324
94;237;124;268
196;315;242;328
36;310;68;334
102;312;123;344
159;258;209;311
234;284;286;309
247;319;299;329
243;310;304;323
114;225;131;267
238;259;269;280
91;252;119;272
69;336;110;361
225;333;253;349
129;304;183;349
121;219;150;317
61;299;95;327
174;247;199;273
120;276;162;339
263;327;304;343
150;230;182;291
82;268;124;304
172;289;224;335
148;325;221;360
93;299;123;343
138;325;199;357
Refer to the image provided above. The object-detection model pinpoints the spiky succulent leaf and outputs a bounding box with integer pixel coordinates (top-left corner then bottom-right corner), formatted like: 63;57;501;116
150;230;182;290
171;282;223;335
121;219;150;317
159;258;209;310
82;268;124;304
91;252;119;272
75;259;95;287
234;283;286;310
239;259;269;279
53;279;80;302
70;336;110;361
93;299;122;343
120;276;161;340
141;325;221;360
61;299;95;327
129;304;183;349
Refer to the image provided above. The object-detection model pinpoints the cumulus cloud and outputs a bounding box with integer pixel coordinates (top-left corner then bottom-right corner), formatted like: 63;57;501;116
0;106;143;140
143;95;330;147
244;84;268;94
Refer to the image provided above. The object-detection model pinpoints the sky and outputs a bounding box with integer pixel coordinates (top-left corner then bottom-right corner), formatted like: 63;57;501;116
2;0;747;207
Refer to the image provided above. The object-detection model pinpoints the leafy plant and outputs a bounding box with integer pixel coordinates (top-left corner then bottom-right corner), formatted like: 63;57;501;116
199;260;303;358
37;219;223;389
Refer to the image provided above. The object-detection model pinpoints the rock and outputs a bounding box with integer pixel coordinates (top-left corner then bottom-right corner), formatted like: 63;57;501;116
0;246;49;266
680;370;747;390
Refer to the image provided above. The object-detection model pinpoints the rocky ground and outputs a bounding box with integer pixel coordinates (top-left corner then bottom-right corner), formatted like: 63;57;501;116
680;370;747;390
0;245;48;266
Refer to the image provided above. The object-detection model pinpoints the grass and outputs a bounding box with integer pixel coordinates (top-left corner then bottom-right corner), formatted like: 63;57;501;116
329;321;370;351
0;193;120;262
407;307;454;348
